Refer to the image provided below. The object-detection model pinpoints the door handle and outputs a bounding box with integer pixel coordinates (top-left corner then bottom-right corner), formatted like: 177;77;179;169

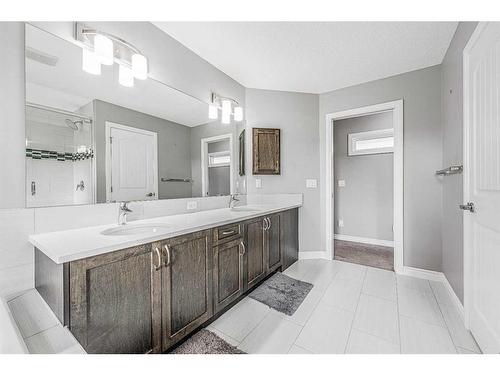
146;192;156;197
163;244;171;266
153;247;162;271
459;202;475;212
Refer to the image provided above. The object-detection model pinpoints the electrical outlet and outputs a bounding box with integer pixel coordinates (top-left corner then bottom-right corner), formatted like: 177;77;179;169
186;201;198;210
255;178;262;189
338;180;346;187
338;219;344;228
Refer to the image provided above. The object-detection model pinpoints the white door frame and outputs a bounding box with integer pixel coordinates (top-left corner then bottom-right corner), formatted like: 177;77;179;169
324;100;404;273
105;121;159;202
462;22;486;330
201;133;234;197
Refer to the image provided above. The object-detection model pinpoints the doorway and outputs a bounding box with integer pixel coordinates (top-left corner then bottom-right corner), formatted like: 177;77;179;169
324;100;404;273
201;133;234;197
105;121;158;202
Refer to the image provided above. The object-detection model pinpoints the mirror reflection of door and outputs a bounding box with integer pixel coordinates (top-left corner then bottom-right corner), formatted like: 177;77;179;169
105;122;158;202
201;134;233;197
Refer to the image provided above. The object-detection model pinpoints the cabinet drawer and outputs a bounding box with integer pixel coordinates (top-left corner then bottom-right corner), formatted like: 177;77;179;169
213;223;242;245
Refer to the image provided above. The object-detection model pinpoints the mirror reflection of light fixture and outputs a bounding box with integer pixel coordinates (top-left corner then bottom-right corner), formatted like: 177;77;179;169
119;64;134;87
82;48;101;75
221;100;232;124
76;22;148;87
208;104;218;120
209;93;244;123
93;34;114;65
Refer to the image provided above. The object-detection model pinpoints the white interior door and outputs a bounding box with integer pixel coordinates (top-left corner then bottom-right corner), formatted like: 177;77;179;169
106;122;158;202
464;22;500;354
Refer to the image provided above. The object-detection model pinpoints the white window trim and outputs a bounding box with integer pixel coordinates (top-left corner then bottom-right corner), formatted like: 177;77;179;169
348;128;394;156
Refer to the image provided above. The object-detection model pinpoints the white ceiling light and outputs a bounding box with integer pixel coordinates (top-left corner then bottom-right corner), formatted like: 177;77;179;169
234;107;243;122
208;104;218;120
221;100;231;124
119;64;134;87
82;48;101;75
132;54;148;80
93;34;114;66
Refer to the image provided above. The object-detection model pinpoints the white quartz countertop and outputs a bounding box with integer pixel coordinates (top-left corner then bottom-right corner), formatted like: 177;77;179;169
29;203;301;264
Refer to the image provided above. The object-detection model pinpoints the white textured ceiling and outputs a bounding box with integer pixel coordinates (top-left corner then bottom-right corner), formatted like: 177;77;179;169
153;22;458;94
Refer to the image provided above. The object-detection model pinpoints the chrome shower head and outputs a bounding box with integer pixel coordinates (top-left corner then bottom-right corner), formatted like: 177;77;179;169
65;119;83;131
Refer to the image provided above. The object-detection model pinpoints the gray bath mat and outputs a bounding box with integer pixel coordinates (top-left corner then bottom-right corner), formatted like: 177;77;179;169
249;272;313;316
170;329;245;354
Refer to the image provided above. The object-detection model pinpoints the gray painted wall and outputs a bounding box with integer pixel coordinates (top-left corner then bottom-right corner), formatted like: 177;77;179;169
93;100;192;202
334;112;394;241
245;88;320;252
320;66;443;271
0;23;25;208
441;22;478;303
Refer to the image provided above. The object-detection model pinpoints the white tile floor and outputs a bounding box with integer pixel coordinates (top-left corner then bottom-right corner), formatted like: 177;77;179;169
5;259;481;354
207;259;482;354
7;290;85;354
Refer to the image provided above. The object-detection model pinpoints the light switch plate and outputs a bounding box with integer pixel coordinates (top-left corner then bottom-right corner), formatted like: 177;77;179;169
306;179;317;188
255;178;262;189
186;201;198;210
338;219;344;228
338;180;346;187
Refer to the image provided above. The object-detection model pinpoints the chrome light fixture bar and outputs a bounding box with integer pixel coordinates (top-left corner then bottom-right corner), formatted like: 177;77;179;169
209;92;244;124
75;22;149;87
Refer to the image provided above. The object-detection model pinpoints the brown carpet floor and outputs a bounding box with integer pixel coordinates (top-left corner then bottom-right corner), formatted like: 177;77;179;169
334;239;394;271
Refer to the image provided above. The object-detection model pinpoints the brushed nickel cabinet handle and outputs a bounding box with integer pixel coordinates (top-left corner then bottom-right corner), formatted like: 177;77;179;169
164;244;171;266
154;247;162;271
268;217;272;230
221;229;236;236
240;241;246;255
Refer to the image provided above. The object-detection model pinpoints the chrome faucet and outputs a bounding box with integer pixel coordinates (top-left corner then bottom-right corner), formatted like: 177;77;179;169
229;194;240;209
118;202;132;225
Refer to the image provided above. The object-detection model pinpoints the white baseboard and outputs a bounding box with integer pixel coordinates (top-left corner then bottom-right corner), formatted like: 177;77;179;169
400;266;464;323
400;266;445;281
334;234;394;247
298;251;330;260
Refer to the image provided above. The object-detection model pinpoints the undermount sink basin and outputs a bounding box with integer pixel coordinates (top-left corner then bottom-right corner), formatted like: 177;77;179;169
101;223;170;236
230;206;263;213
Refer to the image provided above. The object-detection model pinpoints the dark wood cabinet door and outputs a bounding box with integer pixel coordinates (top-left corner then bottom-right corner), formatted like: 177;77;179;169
252;128;280;175
159;230;213;351
281;209;299;271
213;238;244;313
244;217;266;290
69;244;161;354
266;213;282;273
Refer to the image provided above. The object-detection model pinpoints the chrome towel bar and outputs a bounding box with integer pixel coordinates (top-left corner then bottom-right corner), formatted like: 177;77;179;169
161;177;193;183
436;165;463;176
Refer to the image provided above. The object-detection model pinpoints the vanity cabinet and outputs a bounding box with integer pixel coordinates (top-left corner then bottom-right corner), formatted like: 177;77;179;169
213;238;245;313
244;217;266;290
154;230;213;351
252;128;281;175
265;213;282;273
69;244;161;354
36;208;299;354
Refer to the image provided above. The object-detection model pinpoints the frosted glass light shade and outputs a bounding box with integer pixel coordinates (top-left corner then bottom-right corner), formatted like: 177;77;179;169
94;34;114;65
208;104;218;120
234;106;243;122
119;64;134;87
82;48;101;75
132;54;148;80
221;100;231;124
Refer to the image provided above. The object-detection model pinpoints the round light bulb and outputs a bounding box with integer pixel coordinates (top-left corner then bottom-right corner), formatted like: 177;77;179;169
82;48;101;75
